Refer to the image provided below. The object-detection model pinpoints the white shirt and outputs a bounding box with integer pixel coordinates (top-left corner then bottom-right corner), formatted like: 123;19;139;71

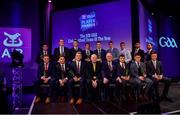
119;48;132;63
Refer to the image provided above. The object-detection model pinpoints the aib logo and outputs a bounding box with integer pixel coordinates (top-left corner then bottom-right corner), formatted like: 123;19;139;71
159;37;178;48
3;32;23;47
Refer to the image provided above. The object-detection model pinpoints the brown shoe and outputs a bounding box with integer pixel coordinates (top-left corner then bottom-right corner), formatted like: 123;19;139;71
45;97;50;104
70;98;74;104
34;97;41;104
76;98;82;104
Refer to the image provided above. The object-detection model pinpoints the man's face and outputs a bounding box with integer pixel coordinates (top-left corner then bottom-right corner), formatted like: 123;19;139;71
109;43;113;49
119;56;125;63
120;43;125;49
134;55;141;62
96;43;101;49
147;44;152;50
106;53;113;62
85;44;90;49
42;45;48;51
73;41;78;47
59;40;64;46
91;54;97;63
151;54;157;61
75;53;82;61
43;56;49;63
135;43;140;48
59;57;65;64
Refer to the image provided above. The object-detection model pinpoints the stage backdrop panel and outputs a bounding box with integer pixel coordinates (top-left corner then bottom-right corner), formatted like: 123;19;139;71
52;0;132;51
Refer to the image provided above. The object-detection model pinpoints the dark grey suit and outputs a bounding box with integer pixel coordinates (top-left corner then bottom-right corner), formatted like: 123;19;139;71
130;61;153;97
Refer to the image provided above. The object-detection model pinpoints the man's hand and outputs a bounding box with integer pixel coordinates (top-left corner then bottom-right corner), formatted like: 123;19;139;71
43;78;49;84
116;77;122;83
73;76;78;82
139;76;145;81
59;79;64;86
103;77;109;84
92;80;97;88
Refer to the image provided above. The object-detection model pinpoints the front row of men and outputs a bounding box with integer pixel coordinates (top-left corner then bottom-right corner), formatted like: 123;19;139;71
34;51;172;104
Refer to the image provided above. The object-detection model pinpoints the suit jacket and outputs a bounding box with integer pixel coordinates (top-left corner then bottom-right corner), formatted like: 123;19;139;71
82;49;93;61
36;50;52;64
37;62;54;80
54;46;69;61
106;48;120;60
146;60;163;78
130;61;146;78
131;48;145;62
69;47;83;61
54;62;71;80
86;61;102;80
94;49;106;62
145;50;154;62
116;62;130;77
101;61;117;80
69;61;86;79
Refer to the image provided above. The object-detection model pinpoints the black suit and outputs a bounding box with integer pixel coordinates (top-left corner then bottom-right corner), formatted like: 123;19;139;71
54;62;71;97
36;50;52;64
69;47;83;62
94;49;106;62
87;61;102;101
54;46;69;62
82;50;93;62
68;61;86;98
145;50;153;62
132;48;145;62
146;60;171;99
35;62;54;97
101;61;117;100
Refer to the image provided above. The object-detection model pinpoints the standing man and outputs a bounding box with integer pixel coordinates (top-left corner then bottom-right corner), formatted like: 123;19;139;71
82;42;93;62
146;52;172;102
119;42;132;63
145;43;154;62
68;52;86;104
94;41;106;63
69;39;83;62
107;41;120;61
131;42;145;62
54;39;69;62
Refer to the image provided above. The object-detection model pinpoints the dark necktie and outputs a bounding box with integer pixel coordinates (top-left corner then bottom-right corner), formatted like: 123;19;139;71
45;63;48;71
108;62;112;71
77;62;80;73
61;64;65;72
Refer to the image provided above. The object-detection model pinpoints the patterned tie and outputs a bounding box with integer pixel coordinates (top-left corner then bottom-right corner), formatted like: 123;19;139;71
108;62;112;71
93;63;96;72
77;62;80;74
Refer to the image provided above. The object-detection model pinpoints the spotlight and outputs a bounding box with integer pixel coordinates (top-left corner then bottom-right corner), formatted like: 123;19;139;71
48;0;52;3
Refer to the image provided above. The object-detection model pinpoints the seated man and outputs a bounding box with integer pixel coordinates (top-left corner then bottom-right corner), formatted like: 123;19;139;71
87;54;102;102
34;55;54;104
54;55;70;102
116;54;134;101
101;52;118;101
146;52;172;102
68;52;86;104
130;53;153;101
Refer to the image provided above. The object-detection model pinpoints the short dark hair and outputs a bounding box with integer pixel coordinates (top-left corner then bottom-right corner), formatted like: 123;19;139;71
96;41;101;44
151;51;157;55
108;40;113;45
147;43;153;46
42;42;48;46
119;54;125;58
120;42;125;45
74;39;78;42
85;42;90;46
43;54;49;58
134;53;141;57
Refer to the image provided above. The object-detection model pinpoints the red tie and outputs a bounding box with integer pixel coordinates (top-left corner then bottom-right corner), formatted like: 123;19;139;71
45;63;48;71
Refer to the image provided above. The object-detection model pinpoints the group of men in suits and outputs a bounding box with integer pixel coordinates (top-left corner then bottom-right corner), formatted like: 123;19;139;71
34;39;173;104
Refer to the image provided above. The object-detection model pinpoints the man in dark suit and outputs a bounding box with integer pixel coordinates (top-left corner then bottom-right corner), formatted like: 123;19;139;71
53;39;69;62
86;54;102;102
69;39;83;62
94;41;106;63
145;43;154;62
82;42;93;62
68;52;86;104
131;42;145;62
34;55;54;104
106;41;120;61
101;53;117;101
130;53;153;101
54;55;71;102
36;43;52;64
116;54;135;101
146;52;172;102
